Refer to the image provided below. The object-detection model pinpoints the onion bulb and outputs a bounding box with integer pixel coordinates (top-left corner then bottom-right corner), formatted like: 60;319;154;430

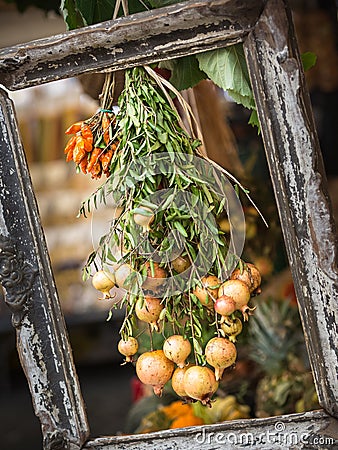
92;270;116;299
171;365;192;398
218;279;253;321
135;296;164;331
192;275;221;308
163;335;191;368
214;295;236;320
136;350;174;396
205;337;237;380
142;261;167;292
114;263;134;290
183;365;218;405
133;206;154;232
220;318;243;342
117;336;138;363
171;255;191;273
230;263;261;294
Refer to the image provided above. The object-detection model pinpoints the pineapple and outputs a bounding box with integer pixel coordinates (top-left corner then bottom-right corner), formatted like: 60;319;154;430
248;298;319;417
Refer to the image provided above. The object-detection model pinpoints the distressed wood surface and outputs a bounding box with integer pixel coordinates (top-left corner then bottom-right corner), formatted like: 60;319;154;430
244;0;338;418
1;0;337;448
0;88;89;450
83;410;338;449
0;0;264;91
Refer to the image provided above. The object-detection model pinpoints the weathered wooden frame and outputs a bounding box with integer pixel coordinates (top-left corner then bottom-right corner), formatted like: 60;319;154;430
0;0;337;449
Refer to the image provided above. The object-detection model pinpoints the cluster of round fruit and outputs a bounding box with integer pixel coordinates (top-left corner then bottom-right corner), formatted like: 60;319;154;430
92;260;261;405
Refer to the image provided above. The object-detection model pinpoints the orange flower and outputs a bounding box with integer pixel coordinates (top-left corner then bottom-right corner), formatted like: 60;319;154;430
170;414;204;429
100;148;113;173
81;124;93;147
79;157;88;174
64;135;77;154
87;147;102;172
102;113;111;145
162;401;191;419
73;136;86;164
65;121;83;134
161;401;205;429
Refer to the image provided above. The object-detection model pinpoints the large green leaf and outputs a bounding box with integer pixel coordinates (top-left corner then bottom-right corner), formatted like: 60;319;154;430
61;0;151;29
197;44;255;110
61;0;86;30
76;0;116;25
160;56;207;91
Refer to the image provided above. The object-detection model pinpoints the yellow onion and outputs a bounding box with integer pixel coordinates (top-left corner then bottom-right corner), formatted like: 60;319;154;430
171;365;193;398
218;279;253;321
117;336;138;363
142;261;167;292
230;263;261;294
114;263;135;290
220;318;243;343
92;270;116;299
192;275;221;308
183;366;218;405
133;206;154;232
171;255;191;273
214;295;237;320
135;296;164;331
136;350;174;396
205;337;237;381
163;335;191;368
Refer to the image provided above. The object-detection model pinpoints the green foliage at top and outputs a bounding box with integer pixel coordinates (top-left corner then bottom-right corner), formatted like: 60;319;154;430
60;0;149;29
197;45;255;110
159;56;208;92
58;0;260;128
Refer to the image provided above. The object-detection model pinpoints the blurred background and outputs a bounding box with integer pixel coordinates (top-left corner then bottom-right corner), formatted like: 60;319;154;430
0;0;337;448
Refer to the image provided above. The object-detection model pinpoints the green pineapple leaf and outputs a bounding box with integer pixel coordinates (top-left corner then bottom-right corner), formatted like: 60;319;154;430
248;299;303;375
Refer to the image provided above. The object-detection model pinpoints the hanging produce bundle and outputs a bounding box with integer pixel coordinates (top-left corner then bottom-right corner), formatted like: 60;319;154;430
63;66;262;406
63;74;119;178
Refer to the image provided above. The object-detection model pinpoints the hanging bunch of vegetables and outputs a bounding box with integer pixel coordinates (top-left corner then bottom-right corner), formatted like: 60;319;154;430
63;73;119;178
63;62;262;405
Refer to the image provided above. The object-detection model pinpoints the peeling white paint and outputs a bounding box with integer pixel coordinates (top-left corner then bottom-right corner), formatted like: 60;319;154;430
83;410;336;450
245;0;338;417
20;317;60;425
59;381;78;436
41;303;61;374
0;200;9;236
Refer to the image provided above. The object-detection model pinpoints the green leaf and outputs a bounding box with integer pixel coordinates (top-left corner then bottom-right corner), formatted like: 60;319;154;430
301;52;317;72
160;56;207;91
248;109;260;133
75;0;94;25
197;44;255;110
75;0;117;26
173;221;188;238
192;337;203;355
61;0;86;30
